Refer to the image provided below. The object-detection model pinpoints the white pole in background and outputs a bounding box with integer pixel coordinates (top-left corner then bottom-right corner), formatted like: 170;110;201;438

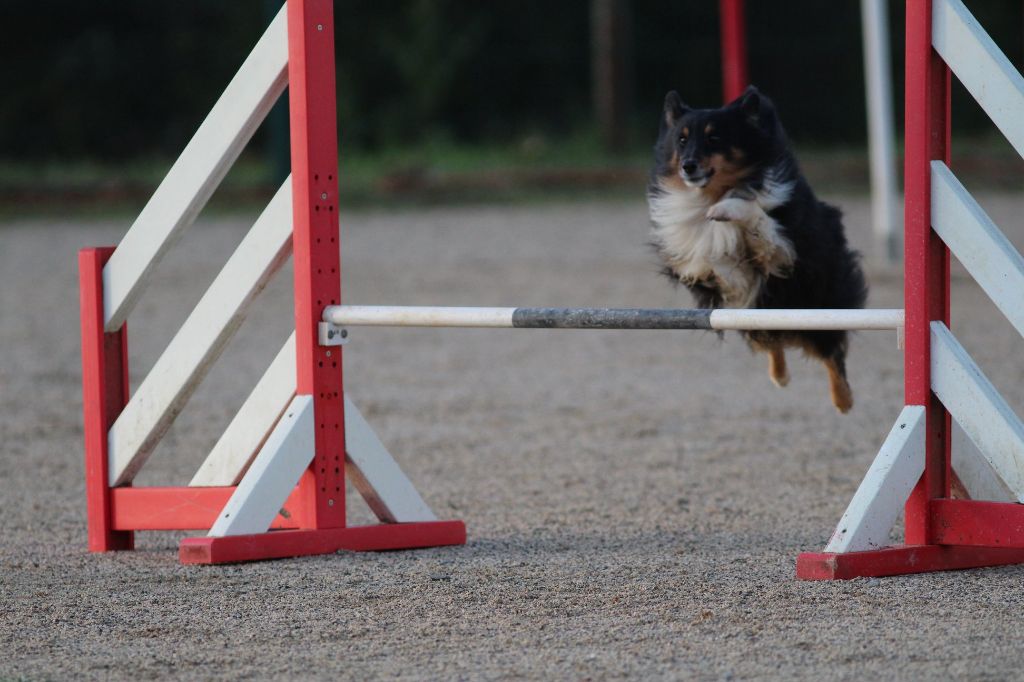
861;0;900;265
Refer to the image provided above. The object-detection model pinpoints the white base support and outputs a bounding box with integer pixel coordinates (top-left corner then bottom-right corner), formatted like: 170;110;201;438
188;333;438;523
209;395;315;537
344;396;437;523
824;405;926;553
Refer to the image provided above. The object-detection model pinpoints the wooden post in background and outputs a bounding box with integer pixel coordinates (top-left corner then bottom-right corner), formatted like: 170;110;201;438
591;0;633;154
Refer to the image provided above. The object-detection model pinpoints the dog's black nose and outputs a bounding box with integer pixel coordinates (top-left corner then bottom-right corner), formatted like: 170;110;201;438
681;160;698;175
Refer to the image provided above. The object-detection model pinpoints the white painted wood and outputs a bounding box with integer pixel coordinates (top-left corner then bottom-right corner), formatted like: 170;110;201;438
952;421;1015;502
931;162;1024;338
325;306;516;328
209;395;315;537
860;0;900;264
190;333;297;487
108;182;293;486
344;396;437;523
931;322;1024;502
323;306;905;331
708;308;903;331
176;320;435;519
932;0;1024;158
824;405;926;553
102;5;288;331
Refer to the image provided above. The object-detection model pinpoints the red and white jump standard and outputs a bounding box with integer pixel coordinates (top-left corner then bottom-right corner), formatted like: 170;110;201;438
81;0;1024;575
797;0;1024;579
79;0;464;565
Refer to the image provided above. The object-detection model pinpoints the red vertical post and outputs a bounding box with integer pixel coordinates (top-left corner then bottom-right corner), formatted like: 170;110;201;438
288;0;346;529
902;0;951;546
79;247;133;551
719;0;748;102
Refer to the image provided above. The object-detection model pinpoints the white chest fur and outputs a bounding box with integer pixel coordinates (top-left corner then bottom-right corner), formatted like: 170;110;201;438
648;176;795;309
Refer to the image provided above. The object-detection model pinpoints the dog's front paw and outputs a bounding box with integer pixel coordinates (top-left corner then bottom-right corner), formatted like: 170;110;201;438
752;245;795;277
706;197;754;223
723;186;756;201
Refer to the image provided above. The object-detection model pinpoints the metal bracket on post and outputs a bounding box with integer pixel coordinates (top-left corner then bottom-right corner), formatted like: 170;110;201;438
318;321;348;347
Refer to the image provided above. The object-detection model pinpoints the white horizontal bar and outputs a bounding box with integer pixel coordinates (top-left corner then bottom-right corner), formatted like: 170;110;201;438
931;322;1024;502
933;0;1024;159
102;5;288;331
108;182;293;487
326;306;515;328
824;405;926;553
708;308;903;331
323;305;904;331
209;395;315;537
931;162;1024;339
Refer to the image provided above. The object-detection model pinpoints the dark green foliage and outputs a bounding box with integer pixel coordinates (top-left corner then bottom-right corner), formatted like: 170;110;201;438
1;1;1021;161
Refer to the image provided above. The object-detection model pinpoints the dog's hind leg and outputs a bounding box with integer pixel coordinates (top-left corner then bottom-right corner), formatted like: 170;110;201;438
748;335;790;388
768;347;789;387
823;354;853;414
797;332;854;414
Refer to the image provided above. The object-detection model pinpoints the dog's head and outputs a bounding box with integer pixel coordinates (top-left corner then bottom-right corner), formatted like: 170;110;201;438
653;85;784;195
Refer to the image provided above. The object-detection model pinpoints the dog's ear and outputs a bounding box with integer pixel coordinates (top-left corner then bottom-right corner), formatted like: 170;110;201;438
663;91;690;128
732;85;776;130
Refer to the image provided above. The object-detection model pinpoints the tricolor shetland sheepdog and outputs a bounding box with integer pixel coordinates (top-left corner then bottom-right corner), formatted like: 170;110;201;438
647;86;867;413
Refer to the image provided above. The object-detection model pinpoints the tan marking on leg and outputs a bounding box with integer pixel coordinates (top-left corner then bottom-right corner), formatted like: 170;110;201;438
768;347;789;387
824;357;854;414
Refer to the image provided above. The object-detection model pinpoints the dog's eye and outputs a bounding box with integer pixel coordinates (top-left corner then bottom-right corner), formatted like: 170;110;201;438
678;135;687;145
708;134;721;143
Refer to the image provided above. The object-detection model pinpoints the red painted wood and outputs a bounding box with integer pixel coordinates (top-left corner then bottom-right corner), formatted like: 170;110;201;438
902;0;951;546
796;544;1024;580
110;487;303;531
718;0;748;102
930;499;1024;548
178;521;467;565
288;0;345;529
80;247;133;552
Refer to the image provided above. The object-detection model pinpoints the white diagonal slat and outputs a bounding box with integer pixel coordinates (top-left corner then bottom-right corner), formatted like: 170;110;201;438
102;4;288;331
344;396;437;523
952;421;1015;502
932;0;1024;158
182;331;437;520
209;395;315;537
931;322;1024;502
824;406;925;553
108;182;293;486
931;162;1024;338
190;333;297;487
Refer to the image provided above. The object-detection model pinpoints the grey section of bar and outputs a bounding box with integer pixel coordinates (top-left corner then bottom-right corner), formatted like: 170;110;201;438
511;308;713;329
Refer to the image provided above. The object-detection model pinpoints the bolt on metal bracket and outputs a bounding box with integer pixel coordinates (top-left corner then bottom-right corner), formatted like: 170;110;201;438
318;321;349;346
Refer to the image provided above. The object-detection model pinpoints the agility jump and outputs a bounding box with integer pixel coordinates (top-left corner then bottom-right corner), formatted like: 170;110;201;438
79;0;1024;577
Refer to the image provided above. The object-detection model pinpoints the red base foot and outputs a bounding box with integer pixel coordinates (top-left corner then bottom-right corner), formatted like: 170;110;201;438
179;520;466;565
796;544;1024;580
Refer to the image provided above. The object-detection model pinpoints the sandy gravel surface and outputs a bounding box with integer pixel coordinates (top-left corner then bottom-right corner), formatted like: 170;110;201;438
3;193;1024;680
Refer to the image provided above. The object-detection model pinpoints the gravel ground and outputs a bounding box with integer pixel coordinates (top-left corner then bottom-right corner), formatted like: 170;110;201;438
3;192;1024;680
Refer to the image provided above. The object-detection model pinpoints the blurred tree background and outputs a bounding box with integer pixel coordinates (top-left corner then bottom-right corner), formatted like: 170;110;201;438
0;1;1021;209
